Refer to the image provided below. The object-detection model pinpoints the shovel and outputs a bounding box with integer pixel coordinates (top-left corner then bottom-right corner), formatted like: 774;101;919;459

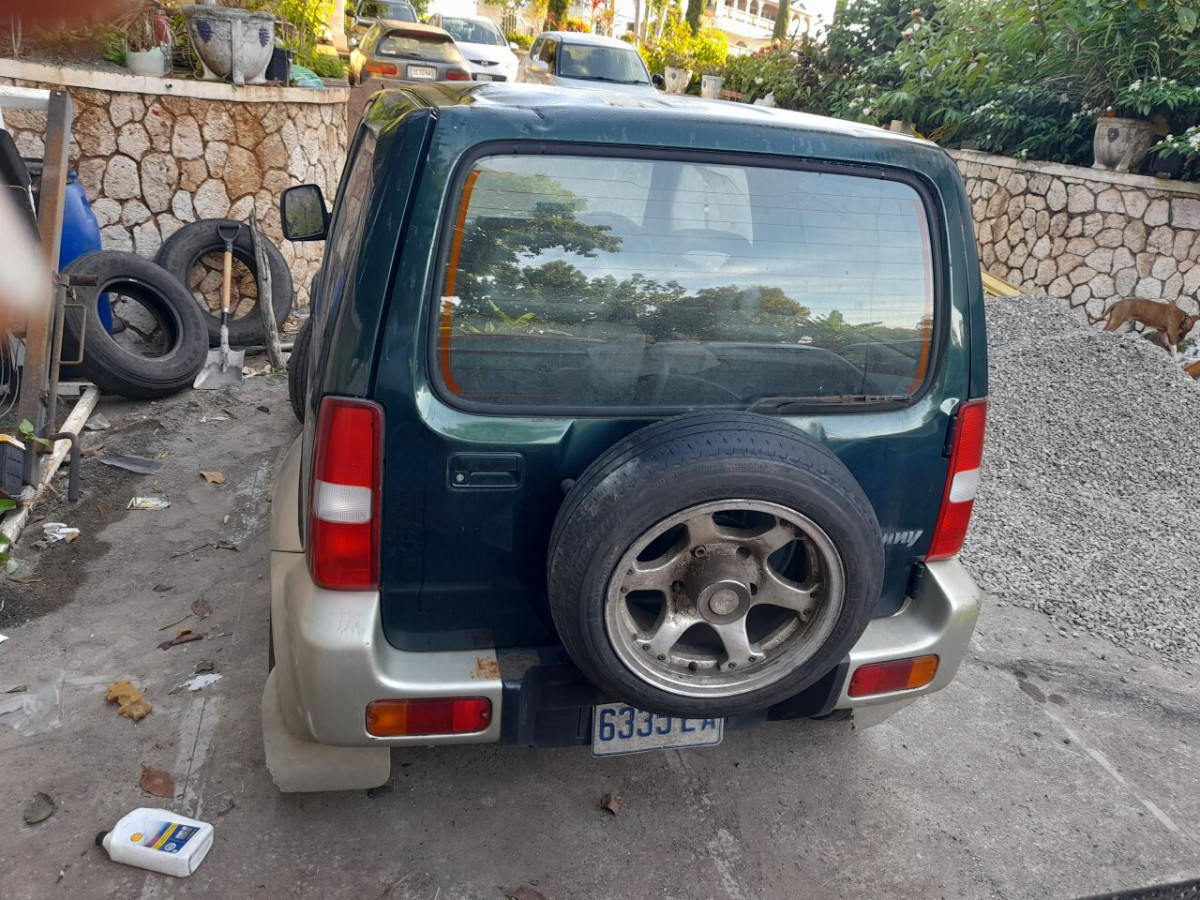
193;223;245;390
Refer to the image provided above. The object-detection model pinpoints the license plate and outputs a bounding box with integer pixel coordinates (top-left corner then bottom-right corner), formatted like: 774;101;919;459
407;65;437;80
475;73;494;81
592;702;723;757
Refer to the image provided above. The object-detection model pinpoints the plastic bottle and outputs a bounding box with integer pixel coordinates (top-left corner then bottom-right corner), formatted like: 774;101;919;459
96;808;214;877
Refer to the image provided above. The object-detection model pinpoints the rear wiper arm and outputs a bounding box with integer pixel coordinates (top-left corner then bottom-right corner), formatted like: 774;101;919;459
748;394;913;413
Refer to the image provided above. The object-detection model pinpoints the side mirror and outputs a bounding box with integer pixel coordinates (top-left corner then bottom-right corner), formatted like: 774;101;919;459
509;41;519;50
651;72;664;87
530;60;549;74
281;184;329;242
349;36;359;48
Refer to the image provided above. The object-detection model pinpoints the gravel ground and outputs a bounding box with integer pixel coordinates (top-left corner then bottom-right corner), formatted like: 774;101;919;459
962;293;1200;662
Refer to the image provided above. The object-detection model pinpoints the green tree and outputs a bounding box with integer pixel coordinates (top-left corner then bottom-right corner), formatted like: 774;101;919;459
772;0;789;40
545;0;569;28
685;0;703;33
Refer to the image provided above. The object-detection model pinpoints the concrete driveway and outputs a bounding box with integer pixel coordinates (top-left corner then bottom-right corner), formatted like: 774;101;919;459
0;378;1197;900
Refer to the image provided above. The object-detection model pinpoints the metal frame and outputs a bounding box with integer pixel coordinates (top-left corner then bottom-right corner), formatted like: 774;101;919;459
0;85;74;485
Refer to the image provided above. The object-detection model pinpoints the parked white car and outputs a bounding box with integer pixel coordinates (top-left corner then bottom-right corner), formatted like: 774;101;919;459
429;14;520;83
517;31;662;95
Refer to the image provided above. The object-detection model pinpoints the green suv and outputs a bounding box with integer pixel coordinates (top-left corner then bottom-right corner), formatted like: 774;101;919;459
265;84;987;792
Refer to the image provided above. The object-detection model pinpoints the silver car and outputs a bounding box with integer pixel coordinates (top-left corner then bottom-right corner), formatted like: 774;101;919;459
517;31;662;95
349;22;473;86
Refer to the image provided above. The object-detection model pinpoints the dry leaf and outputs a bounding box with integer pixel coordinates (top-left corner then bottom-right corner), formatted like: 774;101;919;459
600;793;620;816
106;679;152;721
199;470;226;485
139;766;175;799
503;888;547;900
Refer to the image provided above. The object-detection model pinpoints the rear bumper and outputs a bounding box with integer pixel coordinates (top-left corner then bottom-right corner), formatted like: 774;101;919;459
271;549;981;747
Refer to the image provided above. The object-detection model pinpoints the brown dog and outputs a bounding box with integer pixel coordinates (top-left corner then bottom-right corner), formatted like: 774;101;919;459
1103;298;1199;351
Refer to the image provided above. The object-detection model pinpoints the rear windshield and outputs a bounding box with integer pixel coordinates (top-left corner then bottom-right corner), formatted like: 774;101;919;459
440;17;504;45
360;1;416;21
436;153;936;410
377;30;461;62
557;44;649;83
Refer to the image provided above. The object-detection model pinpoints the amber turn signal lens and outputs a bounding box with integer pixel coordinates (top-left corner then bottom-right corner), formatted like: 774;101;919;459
366;697;492;737
847;655;939;698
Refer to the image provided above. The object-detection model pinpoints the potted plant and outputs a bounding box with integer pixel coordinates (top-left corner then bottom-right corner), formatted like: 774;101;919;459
699;63;723;100
182;3;275;85
118;0;171;77
663;43;693;95
1095;78;1200;171
1144;126;1200;180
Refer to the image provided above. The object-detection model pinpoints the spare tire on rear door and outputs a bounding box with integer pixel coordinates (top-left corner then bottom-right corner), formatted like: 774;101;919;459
156;218;294;347
547;412;884;719
62;251;209;400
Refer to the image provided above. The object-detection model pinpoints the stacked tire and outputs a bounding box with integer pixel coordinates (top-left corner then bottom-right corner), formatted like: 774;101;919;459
63;219;294;400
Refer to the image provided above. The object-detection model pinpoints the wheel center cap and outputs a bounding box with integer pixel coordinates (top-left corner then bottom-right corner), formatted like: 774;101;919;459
709;589;740;616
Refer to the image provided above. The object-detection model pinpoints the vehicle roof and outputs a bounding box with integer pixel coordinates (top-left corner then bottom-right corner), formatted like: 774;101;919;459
534;31;642;49
373;21;453;36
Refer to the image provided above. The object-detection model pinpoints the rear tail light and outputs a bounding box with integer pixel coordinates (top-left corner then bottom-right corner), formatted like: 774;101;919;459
926;398;987;561
366;697;492;736
848;655;939;697
308;397;383;590
366;62;399;75
446;68;471;81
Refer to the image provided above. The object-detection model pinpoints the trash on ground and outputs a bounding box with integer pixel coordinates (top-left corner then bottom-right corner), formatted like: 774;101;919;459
199;470;226;485
0;675;63;736
34;523;81;549
158;614;192;632
138;766;175;799
100;455;166;475
128;497;171;510
98;807;214;877
5;684;28;693
256;405;270;414
84;412;111;431
184;673;222;692
105;679;153;722
190;598;211;619
158;629;203;650
198;416;228;423
80;444;105;457
22;791;56;825
504;887;548;900
193;660;217;674
600;793;620;816
0;634;7;644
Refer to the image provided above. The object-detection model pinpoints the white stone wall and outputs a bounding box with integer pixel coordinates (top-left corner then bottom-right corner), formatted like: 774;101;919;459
950;149;1200;322
0;61;350;312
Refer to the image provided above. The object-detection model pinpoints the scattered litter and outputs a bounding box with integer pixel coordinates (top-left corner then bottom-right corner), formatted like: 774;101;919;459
190;598;211;619
222;514;230;524
57;867;67;883
242;363;273;377
213;540;238;552
222;409;239;420
193;660;217;674
34;522;81;549
22;792;56;825
199;470;226;485
504;887;548;900
0;635;7;644
84;412;111;431
198;416;228;423
183;673;222;692
157;614;192;632
0;675;62;735
158;629;203;650
600;793;620;816
128;497;171;510
256;405;270;414
106;679;153;721
100;455;166;475
152;583;173;593
5;684;28;693
139;767;175;799
98;807;214;877
80;444;105;457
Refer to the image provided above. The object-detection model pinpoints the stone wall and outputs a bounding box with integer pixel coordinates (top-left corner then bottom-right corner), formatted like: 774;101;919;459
950;149;1200;322
0;60;350;312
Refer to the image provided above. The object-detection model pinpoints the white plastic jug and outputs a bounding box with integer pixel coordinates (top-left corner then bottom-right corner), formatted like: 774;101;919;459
97;808;214;877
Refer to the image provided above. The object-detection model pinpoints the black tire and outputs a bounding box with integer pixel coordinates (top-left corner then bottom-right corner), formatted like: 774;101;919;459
547;412;884;719
288;317;313;423
62;251;209;400
156;219;294;347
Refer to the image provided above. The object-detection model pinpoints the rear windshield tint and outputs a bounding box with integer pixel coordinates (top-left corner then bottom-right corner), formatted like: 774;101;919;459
436;153;936;410
557;45;650;83
377;31;460;62
361;2;416;21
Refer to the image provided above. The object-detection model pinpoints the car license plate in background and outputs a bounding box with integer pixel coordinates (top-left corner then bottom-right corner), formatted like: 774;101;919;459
592;703;723;757
407;65;437;80
475;73;494;81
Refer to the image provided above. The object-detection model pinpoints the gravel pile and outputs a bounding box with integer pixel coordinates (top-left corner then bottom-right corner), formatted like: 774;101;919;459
961;293;1200;662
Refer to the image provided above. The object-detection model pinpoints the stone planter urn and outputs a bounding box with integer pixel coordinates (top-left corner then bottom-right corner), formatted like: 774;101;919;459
183;5;275;86
663;66;692;95
1093;117;1155;172
700;74;723;100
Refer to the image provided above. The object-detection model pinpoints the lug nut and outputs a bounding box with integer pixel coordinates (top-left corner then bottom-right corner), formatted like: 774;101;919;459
657;654;667;661
728;661;737;668
693;546;706;558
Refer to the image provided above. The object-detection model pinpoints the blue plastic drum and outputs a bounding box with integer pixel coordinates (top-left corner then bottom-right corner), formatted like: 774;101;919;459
59;172;113;333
